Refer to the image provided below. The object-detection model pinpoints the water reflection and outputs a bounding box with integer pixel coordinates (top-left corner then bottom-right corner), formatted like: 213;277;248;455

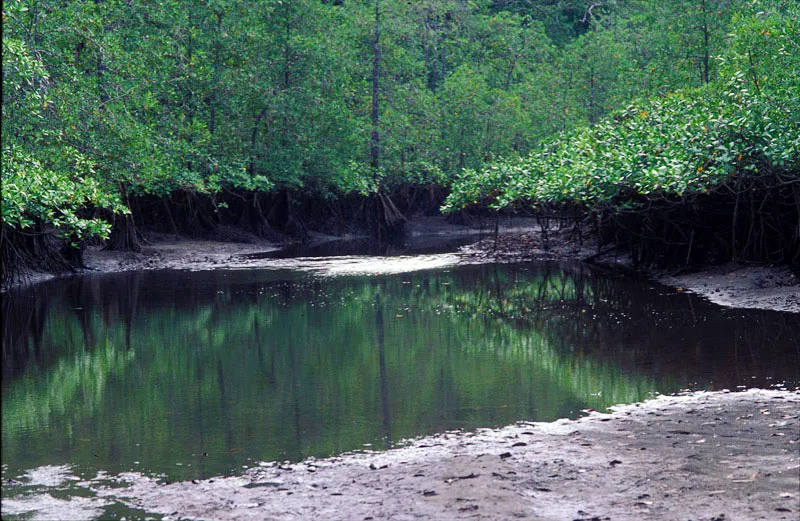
2;263;799;484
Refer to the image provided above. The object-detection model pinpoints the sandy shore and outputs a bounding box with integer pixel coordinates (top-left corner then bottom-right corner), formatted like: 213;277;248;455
4;390;798;520
65;390;794;520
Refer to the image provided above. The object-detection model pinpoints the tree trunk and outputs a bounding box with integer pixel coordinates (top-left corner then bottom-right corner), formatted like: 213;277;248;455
209;10;224;136
371;0;381;173
249;107;268;175
700;0;710;85
106;213;142;252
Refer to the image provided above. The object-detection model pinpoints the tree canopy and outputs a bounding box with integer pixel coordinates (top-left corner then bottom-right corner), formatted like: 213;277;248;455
2;0;798;281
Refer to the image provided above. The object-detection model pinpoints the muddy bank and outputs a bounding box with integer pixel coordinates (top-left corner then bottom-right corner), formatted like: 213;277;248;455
7;217;797;314
460;228;799;314
65;216;557;278
28;390;788;520
657;264;799;314
2;216;541;288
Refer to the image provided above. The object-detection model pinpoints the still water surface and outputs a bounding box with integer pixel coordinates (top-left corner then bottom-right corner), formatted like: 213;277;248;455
2;258;799;487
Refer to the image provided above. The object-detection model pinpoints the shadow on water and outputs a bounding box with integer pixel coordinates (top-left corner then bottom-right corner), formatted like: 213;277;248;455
2;261;799;489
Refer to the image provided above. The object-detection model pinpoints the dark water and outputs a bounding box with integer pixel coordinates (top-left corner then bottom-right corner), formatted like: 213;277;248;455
2;260;799;488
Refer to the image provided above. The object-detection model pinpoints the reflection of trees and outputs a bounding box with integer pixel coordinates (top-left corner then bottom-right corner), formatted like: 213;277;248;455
2;290;50;378
2;341;135;443
2;272;147;382
448;262;800;387
375;293;392;447
2;266;799;480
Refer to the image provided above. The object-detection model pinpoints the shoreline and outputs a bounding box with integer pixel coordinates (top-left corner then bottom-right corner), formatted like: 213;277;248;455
5;390;797;520
656;263;799;314
458;227;800;314
5;218;798;314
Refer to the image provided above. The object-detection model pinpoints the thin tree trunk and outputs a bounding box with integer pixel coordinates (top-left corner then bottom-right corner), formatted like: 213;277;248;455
371;0;381;175
209;10;224;135
249;107;268;175
282;2;292;144
701;0;710;85
588;64;596;124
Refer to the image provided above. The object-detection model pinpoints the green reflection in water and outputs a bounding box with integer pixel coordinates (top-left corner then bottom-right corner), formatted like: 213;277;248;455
2;262;799;483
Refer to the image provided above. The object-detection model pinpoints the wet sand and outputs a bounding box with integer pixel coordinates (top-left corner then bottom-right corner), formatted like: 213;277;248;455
6;390;794;521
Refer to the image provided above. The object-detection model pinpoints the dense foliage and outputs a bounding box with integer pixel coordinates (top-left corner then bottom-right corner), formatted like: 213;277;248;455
444;4;799;212
443;2;800;269
2;0;798;281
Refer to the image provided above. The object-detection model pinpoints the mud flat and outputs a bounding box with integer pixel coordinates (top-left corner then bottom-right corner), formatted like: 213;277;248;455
658;263;799;314
74;389;798;521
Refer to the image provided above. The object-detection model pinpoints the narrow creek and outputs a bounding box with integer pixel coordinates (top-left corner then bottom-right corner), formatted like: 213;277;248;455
2;242;799;519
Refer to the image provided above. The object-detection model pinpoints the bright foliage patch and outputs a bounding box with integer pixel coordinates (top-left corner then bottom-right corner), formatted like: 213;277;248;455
443;7;800;214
